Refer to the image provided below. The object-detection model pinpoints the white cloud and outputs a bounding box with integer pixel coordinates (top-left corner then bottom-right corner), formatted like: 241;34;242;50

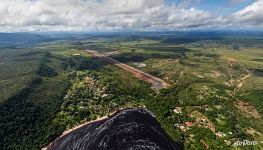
0;0;213;31
0;0;262;32
231;0;263;26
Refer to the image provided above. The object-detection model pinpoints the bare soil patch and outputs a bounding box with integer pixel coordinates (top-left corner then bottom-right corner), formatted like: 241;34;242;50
244;127;262;138
235;100;261;119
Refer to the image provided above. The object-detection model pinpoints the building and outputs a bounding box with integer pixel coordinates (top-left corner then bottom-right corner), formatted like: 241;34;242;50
184;122;194;127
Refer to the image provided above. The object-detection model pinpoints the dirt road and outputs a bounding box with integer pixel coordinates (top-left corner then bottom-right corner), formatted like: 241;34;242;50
86;50;169;90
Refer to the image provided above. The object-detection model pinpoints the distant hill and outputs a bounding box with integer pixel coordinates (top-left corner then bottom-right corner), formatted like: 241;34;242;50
1;31;262;47
0;32;52;44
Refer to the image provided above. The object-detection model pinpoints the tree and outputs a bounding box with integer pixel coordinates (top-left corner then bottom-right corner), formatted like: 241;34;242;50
131;49;136;53
233;44;240;51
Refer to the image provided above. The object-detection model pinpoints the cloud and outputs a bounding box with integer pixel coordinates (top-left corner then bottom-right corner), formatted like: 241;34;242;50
231;0;263;26
199;0;263;29
0;0;262;32
0;0;214;31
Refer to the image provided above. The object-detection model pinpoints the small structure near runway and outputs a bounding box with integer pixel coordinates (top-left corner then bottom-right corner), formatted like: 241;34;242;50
86;50;169;91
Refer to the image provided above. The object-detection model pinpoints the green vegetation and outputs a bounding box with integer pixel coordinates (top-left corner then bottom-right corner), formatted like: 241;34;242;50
0;47;69;149
1;32;263;149
0;49;41;102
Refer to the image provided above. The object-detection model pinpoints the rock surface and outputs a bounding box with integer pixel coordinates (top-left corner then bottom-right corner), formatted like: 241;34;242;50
47;108;183;150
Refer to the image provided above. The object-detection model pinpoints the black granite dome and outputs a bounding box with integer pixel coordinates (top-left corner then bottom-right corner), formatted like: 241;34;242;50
47;108;183;150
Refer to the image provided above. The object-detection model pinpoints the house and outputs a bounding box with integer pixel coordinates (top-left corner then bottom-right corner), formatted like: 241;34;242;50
174;123;181;127
184;122;194;127
73;53;80;56
216;132;226;138
179;125;186;132
173;107;182;114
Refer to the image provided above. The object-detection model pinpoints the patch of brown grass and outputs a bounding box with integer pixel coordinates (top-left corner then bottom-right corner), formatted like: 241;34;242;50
235;100;261;119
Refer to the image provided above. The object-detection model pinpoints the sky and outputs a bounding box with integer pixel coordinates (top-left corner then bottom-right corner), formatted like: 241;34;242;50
167;0;256;14
0;0;262;32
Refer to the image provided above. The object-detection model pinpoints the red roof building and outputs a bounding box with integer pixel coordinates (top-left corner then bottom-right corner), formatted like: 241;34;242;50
184;122;194;127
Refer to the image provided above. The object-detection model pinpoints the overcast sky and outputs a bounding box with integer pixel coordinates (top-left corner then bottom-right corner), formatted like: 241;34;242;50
0;0;262;32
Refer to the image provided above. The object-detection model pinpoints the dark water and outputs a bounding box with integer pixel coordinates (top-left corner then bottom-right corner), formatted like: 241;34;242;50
47;108;183;150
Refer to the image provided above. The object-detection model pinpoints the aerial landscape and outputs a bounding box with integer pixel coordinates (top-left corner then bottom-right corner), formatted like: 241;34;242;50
0;0;263;150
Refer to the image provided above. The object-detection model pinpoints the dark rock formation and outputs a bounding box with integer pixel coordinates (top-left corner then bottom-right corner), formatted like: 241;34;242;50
47;108;183;150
